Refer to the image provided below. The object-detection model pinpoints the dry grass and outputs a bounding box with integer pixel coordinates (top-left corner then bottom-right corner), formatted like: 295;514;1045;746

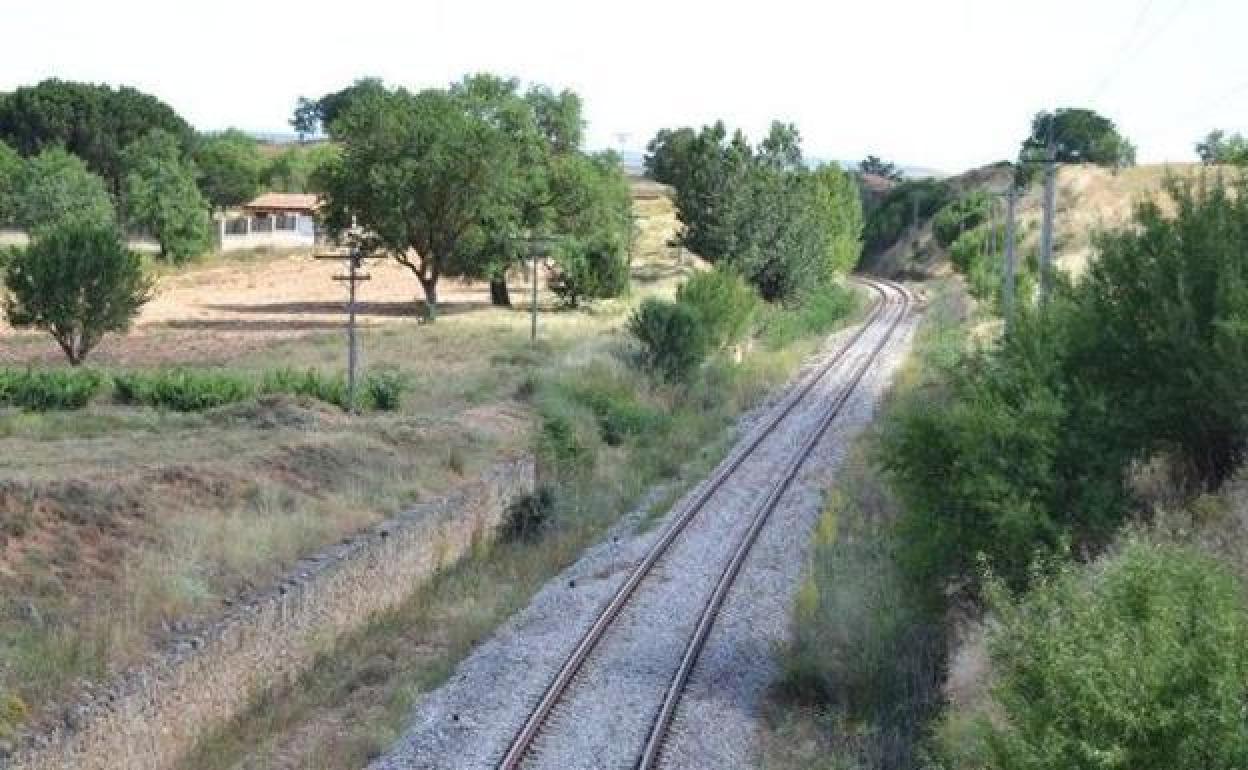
0;184;690;742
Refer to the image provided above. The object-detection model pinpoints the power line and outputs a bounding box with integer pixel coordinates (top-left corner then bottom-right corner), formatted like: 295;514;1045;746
1088;0;1156;101
1088;0;1190;103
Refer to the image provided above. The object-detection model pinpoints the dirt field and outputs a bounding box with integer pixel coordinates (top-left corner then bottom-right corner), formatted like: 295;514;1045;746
0;183;690;743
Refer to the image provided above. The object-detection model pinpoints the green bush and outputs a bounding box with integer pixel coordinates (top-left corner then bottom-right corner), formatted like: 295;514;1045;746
364;372;405;412
558;367;669;447
0;369;104;410
628;297;709;380
114;370;255;411
260;368;347;406
943;539;1248;770
761;282;859;350
500;486;556;543
881;301;1129;593
863;178;953;254
676;268;759;351
932;191;991;248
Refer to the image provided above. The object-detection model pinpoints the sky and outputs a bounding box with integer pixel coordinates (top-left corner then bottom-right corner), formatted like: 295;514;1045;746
3;0;1247;172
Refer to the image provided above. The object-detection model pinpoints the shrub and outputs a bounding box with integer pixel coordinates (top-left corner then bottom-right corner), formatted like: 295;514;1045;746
364;372;405;412
558;366;669;447
676;268;759;351
628;298;709;380
863;178;953;254
943;539;1248;770
114;370;255;411
4;221;151;365
761;282;858;350
500;486;556;543
261;368;346;406
0;369;104;410
932;191;991;248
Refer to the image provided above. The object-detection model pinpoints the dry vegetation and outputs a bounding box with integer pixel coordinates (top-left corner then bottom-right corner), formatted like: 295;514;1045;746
0;183;694;747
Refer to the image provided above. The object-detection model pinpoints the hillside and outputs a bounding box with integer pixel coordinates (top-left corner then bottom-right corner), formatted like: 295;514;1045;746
871;162;1216;281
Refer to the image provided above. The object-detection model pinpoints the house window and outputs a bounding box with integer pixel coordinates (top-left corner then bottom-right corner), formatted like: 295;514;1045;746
275;213;298;231
224;217;248;235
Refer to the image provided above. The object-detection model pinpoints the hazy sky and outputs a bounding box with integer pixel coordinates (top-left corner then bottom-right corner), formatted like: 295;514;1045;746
3;0;1246;171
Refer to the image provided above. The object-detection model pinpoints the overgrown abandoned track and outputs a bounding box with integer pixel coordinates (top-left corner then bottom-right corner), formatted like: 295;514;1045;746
497;278;913;770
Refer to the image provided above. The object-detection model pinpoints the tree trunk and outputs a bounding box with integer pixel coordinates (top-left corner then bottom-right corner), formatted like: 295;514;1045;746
490;276;511;307
418;276;439;322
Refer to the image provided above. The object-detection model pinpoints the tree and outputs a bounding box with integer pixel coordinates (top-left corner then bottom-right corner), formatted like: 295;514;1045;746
1020;107;1136;168
9;147;116;232
1196;129;1248;165
123;130;213;262
0;79;192;196
316;80;524;319
643;126;697;185
547;151;632;307
0;139;20;225
194;129;265;210
858;155;903;181
265;142;340;193
4;221;151;364
290;78;387;139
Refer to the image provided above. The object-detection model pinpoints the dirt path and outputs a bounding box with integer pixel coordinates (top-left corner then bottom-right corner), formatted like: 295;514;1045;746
371;286;919;770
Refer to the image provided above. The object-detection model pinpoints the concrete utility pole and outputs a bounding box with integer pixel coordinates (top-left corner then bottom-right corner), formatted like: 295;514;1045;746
1039;121;1058;302
1003;186;1020;330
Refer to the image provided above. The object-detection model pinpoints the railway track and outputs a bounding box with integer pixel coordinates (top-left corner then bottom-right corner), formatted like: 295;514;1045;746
497;277;913;770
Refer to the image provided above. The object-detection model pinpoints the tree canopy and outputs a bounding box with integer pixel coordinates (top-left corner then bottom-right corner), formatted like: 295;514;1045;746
1196;129;1248;165
4;220;151;365
0;79;193;196
8;147;116;233
1020;107;1136;167
291;78;387;139
0;140;20;226
123;130;213;261
858;155;903;181
194;129;265;209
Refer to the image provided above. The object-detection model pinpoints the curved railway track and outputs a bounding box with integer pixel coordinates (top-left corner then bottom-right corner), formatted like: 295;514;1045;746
497;277;913;770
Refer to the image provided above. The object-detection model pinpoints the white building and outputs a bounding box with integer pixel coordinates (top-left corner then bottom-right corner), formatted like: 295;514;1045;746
216;192;320;252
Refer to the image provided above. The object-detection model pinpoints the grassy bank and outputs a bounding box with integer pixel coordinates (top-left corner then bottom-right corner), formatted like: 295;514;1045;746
760;278;967;770
177;283;862;770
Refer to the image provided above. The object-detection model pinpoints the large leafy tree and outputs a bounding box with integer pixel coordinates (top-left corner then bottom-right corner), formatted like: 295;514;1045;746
290;78;387;139
0;79;192;196
4;221;151;364
1020;107;1136;167
123;130;213;262
547;151;632;307
265;142;340;193
316;80;523;319
9;147;116;232
194;129;265;210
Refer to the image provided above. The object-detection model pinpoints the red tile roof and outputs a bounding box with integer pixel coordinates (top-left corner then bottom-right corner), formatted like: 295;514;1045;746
244;193;321;212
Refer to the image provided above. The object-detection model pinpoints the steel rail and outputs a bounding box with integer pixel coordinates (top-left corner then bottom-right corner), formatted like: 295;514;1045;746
635;280;912;769
497;277;902;770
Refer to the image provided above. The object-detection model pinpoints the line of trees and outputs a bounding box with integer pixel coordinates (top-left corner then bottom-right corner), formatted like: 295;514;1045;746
644;120;862;301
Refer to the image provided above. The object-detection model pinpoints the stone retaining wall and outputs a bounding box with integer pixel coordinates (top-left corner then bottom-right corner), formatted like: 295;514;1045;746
8;458;533;770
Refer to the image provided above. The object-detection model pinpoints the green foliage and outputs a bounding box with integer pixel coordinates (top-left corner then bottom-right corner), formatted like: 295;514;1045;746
122;129;213;262
194;129;265;209
4;221;150;365
1196;129;1248;165
547;152;632;307
0;368;104;410
556;368;669;447
858;155;903;181
932;191;991;248
628;297;709;381
0;139;20;226
290;78;388;139
945;540;1248;770
760;282;859;350
881;300;1129;593
863;178;953;255
0;79;193;196
8;147;116;232
947;221;1034;311
675;268;759;351
646;122;862;300
264;142;339;193
1070;177;1248;485
113;367;407;412
113;370;256;411
1020;107;1136;169
500;486;556;543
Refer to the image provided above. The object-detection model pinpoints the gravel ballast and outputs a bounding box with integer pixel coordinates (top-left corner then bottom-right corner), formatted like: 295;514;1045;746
372;287;918;770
